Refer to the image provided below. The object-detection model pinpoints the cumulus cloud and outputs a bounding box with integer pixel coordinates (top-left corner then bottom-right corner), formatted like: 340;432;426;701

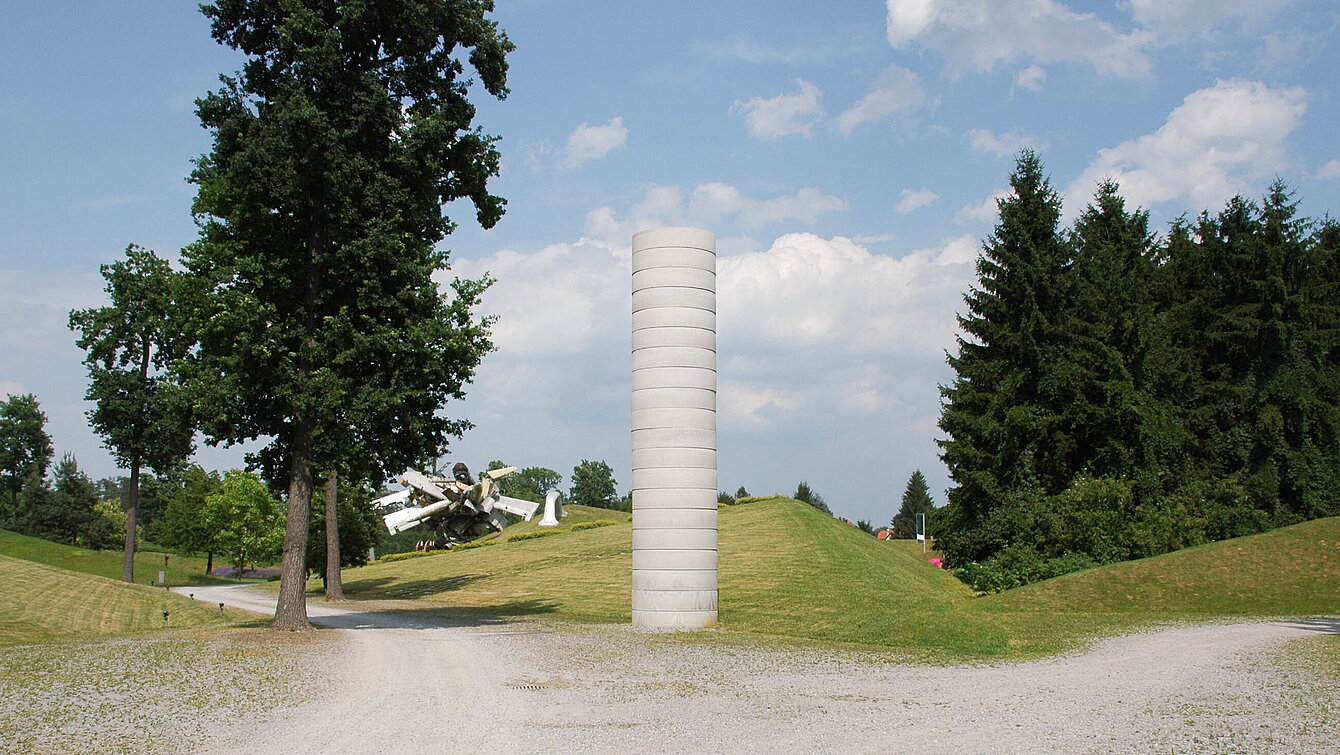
968;128;1041;157
1127;0;1297;41
1316;159;1340;181
1066;79;1307;215
834;65;927;133
896;188;939;213
1014;65;1046;92
557;117;628;171
584;183;848;245
956;190;1009;224
885;0;1153;79
731;80;825;139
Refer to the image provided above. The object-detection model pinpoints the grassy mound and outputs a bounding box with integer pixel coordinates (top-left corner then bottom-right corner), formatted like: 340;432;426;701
334;498;1339;660
0;529;226;586
986;515;1340;615
0;555;249;646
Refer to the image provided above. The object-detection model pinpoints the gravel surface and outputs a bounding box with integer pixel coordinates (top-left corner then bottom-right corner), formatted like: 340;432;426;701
3;584;1335;754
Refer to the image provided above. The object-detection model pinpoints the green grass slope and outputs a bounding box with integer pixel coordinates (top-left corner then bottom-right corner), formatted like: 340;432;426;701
987;515;1340;615
479;503;631;541
0;529;226;586
0;555;250;647
334;499;1338;660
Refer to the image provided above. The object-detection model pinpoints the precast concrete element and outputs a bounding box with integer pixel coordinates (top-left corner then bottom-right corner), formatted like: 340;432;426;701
631;226;718;629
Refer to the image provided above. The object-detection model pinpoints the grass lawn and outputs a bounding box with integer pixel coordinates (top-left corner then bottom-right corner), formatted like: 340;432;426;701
0;529;244;586
328;498;1339;660
0;554;259;647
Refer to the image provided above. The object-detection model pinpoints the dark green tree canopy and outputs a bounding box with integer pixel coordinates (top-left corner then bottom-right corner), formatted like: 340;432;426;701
891;469;935;539
69;245;195;475
793;481;831;514
0;393;54;515
937;153;1340;590
181;0;512;629
568;460;618;510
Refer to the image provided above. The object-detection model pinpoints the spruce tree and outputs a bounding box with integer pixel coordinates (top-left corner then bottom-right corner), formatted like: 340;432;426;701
890;469;935;539
937;150;1074;566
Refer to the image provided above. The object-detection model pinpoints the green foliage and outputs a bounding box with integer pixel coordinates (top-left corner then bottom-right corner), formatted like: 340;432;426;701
568;520;618;531
13;455;103;549
156;466;223;566
306;478;382;574
793;481;831;515
85;501;126;552
201;470;284;574
493;463;562;504
890;469;936;538
506;529;563;543
717;490;736;505
179;0;512;624
938;154;1340;588
954;550;1100;594
568;459;619;510
0;394;53;525
735;495;782;505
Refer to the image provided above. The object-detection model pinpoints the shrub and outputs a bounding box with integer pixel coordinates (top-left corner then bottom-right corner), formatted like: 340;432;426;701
507;529;563;543
570;520;617;531
734;495;783;505
954;546;1099;594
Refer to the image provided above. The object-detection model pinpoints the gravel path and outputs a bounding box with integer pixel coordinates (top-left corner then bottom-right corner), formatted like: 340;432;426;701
175;585;1338;755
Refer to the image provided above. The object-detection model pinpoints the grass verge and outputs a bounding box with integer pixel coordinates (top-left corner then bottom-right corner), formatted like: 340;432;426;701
0;529;241;586
0;554;258;647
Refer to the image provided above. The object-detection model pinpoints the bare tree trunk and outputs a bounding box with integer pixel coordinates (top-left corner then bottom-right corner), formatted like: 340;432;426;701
324;473;344;601
273;424;314;631
123;460;139;583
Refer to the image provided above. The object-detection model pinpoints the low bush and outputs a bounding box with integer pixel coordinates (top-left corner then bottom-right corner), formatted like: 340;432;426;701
734;495;784;505
955;547;1099;593
506;529;563;543
570;520;618;531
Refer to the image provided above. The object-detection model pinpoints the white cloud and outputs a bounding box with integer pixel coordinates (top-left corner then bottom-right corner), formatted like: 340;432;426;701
1128;0;1297;41
896;188;939;213
834;65;927;133
731;80;824;139
718;233;973;357
968;128;1040;157
1014;65;1046;92
558;117;628;171
956;190;1009;224
1066;79;1307;215
885;0;1153;79
689;183;848;228
584;183;847;244
1316;159;1340;181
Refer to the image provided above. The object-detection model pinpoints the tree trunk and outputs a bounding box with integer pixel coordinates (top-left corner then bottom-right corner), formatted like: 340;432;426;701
123;460;139;583
324;473;344;601
273;424;314;631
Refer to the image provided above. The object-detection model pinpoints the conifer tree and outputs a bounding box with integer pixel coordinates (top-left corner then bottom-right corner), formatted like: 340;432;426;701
937;150;1074;565
890;469;935;539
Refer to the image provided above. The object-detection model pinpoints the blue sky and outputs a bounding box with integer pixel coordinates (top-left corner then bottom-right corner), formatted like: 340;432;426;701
2;1;1338;526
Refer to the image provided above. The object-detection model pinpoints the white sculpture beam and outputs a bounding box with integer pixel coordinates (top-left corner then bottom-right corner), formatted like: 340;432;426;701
631;227;718;629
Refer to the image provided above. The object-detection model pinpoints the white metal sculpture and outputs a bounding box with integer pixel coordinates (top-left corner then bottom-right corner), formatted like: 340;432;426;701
371;463;545;547
631;226;719;629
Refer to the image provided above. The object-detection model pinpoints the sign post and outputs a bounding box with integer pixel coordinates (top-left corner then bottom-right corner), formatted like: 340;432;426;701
915;512;927;553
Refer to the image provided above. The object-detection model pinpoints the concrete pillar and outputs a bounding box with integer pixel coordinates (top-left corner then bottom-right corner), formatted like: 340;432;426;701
631;227;718;629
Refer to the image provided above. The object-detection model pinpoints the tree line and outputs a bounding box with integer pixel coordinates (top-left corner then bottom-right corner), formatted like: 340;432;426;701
937;150;1340;591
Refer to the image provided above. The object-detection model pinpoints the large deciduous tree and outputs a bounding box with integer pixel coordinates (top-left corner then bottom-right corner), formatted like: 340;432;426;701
203;470;285;577
70;245;194;583
568;460;618;510
0;393;54;527
181;1;509;629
